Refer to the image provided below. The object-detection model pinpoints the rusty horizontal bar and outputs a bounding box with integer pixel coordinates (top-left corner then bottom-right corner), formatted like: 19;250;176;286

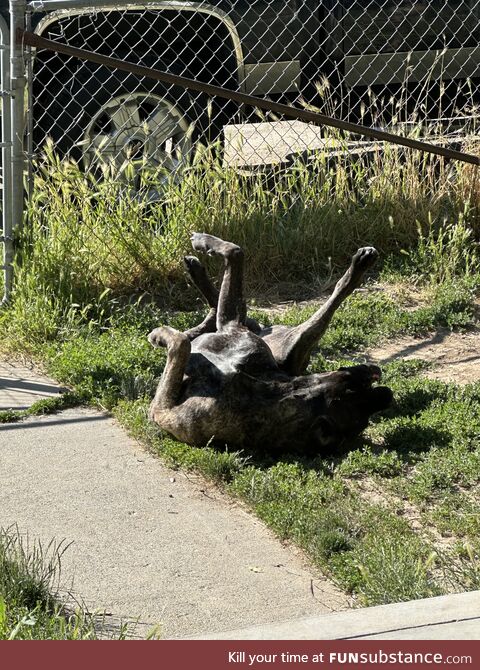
19;28;480;167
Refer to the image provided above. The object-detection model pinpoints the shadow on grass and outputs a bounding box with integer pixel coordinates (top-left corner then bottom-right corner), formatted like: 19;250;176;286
384;387;446;419
381;424;451;456
229;403;452;478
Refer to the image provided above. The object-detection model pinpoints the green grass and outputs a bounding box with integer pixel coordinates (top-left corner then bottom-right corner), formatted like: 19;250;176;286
0;526;118;640
0;392;86;424
427;492;480;539
2;143;480;618
2;137;480;350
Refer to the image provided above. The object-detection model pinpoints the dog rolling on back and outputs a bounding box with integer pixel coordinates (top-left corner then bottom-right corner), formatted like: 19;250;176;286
148;234;392;452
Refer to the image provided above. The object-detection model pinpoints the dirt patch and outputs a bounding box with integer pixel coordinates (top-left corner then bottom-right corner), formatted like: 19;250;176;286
256;284;480;385
363;328;480;385
350;477;458;556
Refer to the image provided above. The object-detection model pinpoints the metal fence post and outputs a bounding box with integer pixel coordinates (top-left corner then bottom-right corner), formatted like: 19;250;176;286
10;0;26;234
0;14;12;306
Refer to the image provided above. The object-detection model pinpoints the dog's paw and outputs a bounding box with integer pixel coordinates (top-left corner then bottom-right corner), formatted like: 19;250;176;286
190;233;242;258
183;255;202;272
351;246;378;273
190;232;218;255
148;328;166;348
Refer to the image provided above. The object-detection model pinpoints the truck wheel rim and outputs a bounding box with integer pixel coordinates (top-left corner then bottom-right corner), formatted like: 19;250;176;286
82;92;192;188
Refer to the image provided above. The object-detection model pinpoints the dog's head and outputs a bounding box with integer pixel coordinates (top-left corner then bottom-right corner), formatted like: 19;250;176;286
313;364;393;449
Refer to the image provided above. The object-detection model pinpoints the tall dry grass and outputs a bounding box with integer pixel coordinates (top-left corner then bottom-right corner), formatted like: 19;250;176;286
2;126;479;344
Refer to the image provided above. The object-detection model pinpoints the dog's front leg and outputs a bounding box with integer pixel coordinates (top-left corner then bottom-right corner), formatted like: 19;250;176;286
148;326;191;414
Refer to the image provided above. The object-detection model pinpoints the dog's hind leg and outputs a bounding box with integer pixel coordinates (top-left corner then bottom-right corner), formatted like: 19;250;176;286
184;254;262;337
190;233;247;331
148;326;191;412
181;256;218;341
184;255;220;309
262;247;378;375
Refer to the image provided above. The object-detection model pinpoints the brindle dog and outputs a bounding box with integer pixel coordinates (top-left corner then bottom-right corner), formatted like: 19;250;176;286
148;233;392;451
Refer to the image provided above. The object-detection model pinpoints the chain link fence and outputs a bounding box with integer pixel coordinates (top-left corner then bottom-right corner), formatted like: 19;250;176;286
2;0;480;303
25;0;480;178
0;12;12;306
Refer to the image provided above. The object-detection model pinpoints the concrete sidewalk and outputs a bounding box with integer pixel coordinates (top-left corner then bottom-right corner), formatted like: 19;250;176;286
0;359;65;410
196;591;480;639
0;361;347;638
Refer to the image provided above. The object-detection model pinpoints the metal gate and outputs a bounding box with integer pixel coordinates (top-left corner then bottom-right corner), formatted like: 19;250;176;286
1;12;12;307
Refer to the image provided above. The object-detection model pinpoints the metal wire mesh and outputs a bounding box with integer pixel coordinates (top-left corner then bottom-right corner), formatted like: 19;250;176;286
1;13;13;305
25;0;480;181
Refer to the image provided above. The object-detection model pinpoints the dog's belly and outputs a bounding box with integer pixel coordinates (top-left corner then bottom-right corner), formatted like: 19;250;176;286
191;329;278;376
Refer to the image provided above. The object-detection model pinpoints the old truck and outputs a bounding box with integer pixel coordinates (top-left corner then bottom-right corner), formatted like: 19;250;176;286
2;0;478;172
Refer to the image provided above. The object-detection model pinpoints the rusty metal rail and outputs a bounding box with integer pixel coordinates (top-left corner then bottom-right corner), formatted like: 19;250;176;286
19;28;480;167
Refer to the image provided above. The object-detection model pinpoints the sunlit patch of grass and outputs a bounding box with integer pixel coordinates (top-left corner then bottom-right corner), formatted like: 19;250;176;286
336;447;404;479
0;526;125;640
426;492;480;540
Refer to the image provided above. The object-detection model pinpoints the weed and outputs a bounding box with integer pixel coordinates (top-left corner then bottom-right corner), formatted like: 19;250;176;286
437;543;480;593
336;447;404;478
344;534;442;605
0;392;85;424
46;330;166;409
405;214;479;284
0;526;114;640
427;492;480;539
